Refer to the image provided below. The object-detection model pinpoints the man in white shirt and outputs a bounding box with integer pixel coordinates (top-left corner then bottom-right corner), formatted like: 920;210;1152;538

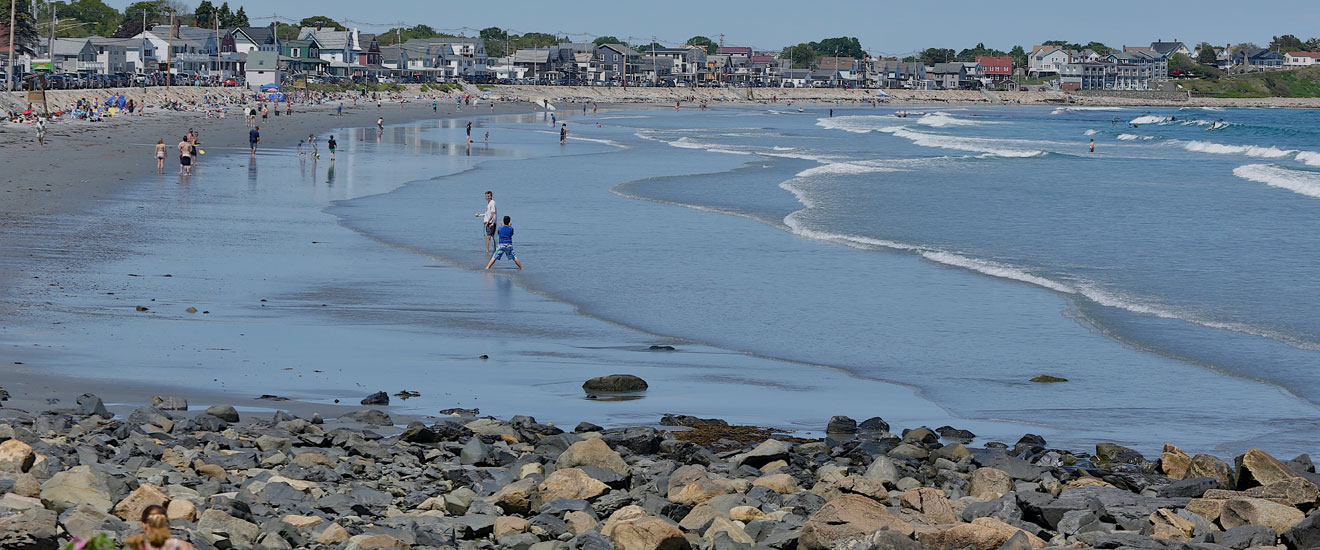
475;191;497;253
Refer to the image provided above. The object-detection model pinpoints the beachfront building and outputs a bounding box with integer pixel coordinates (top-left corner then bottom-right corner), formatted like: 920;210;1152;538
223;26;278;54
1286;52;1320;67
1231;47;1286;70
137;26;219;76
299;26;362;77
778;68;810;87
590;43;640;84
281;38;330;77
40;38;98;74
1060;62;1109;90
976;55;1013;87
643;47;707;85
1028;46;1071;76
1105;50;1169;89
1149;41;1192;58
244;50;281;88
931;62;978;89
403;38;488;78
868;60;927;88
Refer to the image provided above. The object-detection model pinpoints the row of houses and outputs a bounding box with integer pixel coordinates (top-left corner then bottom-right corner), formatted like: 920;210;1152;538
10;26;1320;92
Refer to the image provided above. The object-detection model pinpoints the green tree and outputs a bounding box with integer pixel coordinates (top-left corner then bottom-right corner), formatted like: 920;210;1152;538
686;35;716;54
480;26;507;57
1269;34;1307;52
919;48;956;65
298;15;343;30
956;42;1006;61
1009;45;1027;69
1082;41;1113;55
813;36;865;59
122;0;169;25
780;43;818;68
1196;42;1218;64
592;36;622;46
214;1;232;26
515;32;558;49
46;0;120;36
192;0;215;28
1169;53;1195;74
232;6;248;26
0;0;39;56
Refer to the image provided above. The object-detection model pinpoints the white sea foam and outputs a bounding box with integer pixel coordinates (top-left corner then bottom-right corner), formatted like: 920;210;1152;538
772;146;795;151
919;252;1076;293
666;136;754;155
1084;129;1099;136
1129;115;1172;125
1181;140;1296;158
1052;106;1124;115
1117;134;1156;141
880;126;1048;158
1295;151;1320;166
815;115;890;133
1233;164;1320;199
915;112;996;128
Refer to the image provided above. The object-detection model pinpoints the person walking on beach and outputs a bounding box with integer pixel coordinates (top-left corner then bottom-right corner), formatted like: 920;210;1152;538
308;134;319;159
432;100;437;113
177;136;193;176
154;139;167;173
125;504;194;550
261;105;269;122
484;216;523;270
337;103;343;116
377;117;384;132
249;126;260;157
35;117;46;146
560;123;567;145
297;138;305;159
328;136;337;160
475;191;497;253
466;121;472;140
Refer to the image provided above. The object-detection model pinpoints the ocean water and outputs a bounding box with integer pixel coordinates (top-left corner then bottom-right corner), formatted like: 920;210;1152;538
8;105;1320;456
334;105;1320;454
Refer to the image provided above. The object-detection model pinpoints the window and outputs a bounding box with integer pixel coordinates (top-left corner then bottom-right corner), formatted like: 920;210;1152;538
291;48;300;57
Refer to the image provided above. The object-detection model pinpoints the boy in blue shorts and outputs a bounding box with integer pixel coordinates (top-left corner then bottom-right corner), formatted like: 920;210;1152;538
485;216;523;270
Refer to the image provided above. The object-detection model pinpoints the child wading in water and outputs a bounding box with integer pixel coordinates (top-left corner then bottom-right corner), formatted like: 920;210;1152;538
485;216;523;270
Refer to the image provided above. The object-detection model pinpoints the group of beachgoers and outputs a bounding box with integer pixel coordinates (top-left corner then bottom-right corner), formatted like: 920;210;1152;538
154;128;204;175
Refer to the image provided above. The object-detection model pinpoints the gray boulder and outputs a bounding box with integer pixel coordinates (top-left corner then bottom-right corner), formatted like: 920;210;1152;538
361;392;389;406
826;416;857;435
1213;525;1276;550
151;396;188;411
205;405;240;423
338;409;393;426
76;394;111;419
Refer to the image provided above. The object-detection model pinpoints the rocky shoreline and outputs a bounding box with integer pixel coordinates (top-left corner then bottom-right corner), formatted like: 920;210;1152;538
1;390;1318;550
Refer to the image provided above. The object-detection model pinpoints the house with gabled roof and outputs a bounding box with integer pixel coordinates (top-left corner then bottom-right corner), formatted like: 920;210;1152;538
1149;40;1191;58
1231;47;1286;70
1286;51;1320;67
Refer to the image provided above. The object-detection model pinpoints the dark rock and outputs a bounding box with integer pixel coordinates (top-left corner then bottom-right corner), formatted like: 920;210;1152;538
936;426;976;442
338;409;392;426
430;419;473;440
399;423;441;444
648;345;676;351
1157;477;1222;498
0;506;59;550
361;391;390;406
900;427;937;445
540;499;593;516
190;414;229;432
962;493;1023;523
529;513;569;538
826;416;857;435
210;452;259;471
1214;525;1275;550
1093;532;1191;550
782;492;826;517
76;394;111;419
1029;375;1067;383
857;417;889;434
659;414;728;428
439;407;480;416
257;395;289;401
575;422;603;433
973;450;1045;481
205;404;240;423
601;427;663;454
569;532;614;550
460;437;492;466
1282;510;1320;550
582;374;648;393
1096;443;1147;466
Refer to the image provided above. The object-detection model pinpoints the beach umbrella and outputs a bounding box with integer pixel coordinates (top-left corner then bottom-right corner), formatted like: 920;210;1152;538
261;83;280;91
875;92;890;97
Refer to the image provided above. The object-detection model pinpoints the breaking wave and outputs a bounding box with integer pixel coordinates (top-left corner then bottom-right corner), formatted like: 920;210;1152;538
1181;140;1296;158
1233;164;1320;199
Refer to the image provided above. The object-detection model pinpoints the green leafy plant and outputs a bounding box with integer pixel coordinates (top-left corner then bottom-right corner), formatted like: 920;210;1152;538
64;534;122;550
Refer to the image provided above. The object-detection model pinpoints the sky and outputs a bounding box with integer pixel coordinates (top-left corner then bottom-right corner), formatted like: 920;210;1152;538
108;0;1320;56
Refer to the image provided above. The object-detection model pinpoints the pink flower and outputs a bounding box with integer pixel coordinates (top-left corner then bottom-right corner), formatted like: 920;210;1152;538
70;536;89;550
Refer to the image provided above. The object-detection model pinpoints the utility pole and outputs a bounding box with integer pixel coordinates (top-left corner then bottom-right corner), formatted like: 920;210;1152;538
165;10;172;97
7;0;15;91
651;35;656;86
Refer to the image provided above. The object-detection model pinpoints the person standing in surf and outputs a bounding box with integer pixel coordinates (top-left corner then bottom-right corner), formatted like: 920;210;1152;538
560;123;567;145
328;136;337;160
475;191;497;253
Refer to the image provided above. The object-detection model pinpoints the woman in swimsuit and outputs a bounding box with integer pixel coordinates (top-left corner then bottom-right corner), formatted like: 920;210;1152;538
125;505;194;550
154;139;166;173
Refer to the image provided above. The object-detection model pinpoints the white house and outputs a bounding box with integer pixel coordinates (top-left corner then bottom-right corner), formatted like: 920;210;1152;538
88;37;148;74
1029;47;1070;75
1286;52;1320;67
244;50;281;88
